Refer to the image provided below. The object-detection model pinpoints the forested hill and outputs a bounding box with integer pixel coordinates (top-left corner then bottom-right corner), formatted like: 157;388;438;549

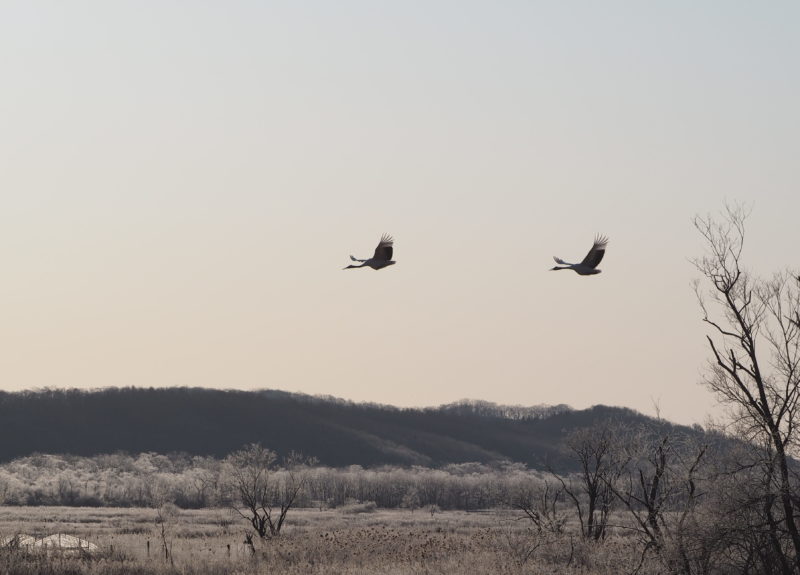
0;388;697;470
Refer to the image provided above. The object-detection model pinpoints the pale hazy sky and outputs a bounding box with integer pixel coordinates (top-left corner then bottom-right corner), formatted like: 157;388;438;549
2;2;799;425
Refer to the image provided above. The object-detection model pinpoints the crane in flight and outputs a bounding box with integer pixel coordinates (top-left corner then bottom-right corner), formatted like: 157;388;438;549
551;235;608;275
343;234;396;270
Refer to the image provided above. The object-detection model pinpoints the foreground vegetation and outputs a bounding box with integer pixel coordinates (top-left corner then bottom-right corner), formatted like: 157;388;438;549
0;505;680;575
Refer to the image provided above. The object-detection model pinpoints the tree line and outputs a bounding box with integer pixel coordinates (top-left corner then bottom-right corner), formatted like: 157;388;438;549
0;450;549;511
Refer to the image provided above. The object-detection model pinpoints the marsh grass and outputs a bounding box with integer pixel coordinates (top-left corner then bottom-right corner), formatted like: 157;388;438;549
0;506;651;574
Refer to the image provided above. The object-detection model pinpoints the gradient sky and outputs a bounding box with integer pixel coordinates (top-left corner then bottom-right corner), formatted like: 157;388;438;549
2;1;799;425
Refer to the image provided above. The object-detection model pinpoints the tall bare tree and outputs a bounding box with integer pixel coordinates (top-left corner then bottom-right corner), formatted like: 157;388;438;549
554;423;624;541
225;444;316;540
693;204;800;573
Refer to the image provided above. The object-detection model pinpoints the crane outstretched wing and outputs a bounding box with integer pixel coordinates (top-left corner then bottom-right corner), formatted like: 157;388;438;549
553;256;571;265
579;235;608;269
373;234;394;261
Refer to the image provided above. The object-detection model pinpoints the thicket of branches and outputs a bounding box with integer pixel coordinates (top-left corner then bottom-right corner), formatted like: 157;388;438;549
689;205;800;574
504;205;800;574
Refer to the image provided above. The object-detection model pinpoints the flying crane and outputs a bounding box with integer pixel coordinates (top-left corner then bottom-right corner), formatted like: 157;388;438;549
551;235;608;275
343;234;396;270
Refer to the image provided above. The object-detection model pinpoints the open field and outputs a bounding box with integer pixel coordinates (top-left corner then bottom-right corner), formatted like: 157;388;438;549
0;506;642;574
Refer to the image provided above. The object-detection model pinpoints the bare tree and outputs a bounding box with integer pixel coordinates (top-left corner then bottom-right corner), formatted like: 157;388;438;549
511;479;567;534
608;431;709;575
693;204;800;573
155;502;179;565
225;444;316;540
708;441;795;575
553;423;624;541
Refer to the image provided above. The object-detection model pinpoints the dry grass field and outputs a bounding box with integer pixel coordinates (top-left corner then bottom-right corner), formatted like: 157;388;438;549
0;505;646;574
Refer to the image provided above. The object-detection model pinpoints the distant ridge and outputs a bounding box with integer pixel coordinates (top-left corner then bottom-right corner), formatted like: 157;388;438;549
0;387;695;471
